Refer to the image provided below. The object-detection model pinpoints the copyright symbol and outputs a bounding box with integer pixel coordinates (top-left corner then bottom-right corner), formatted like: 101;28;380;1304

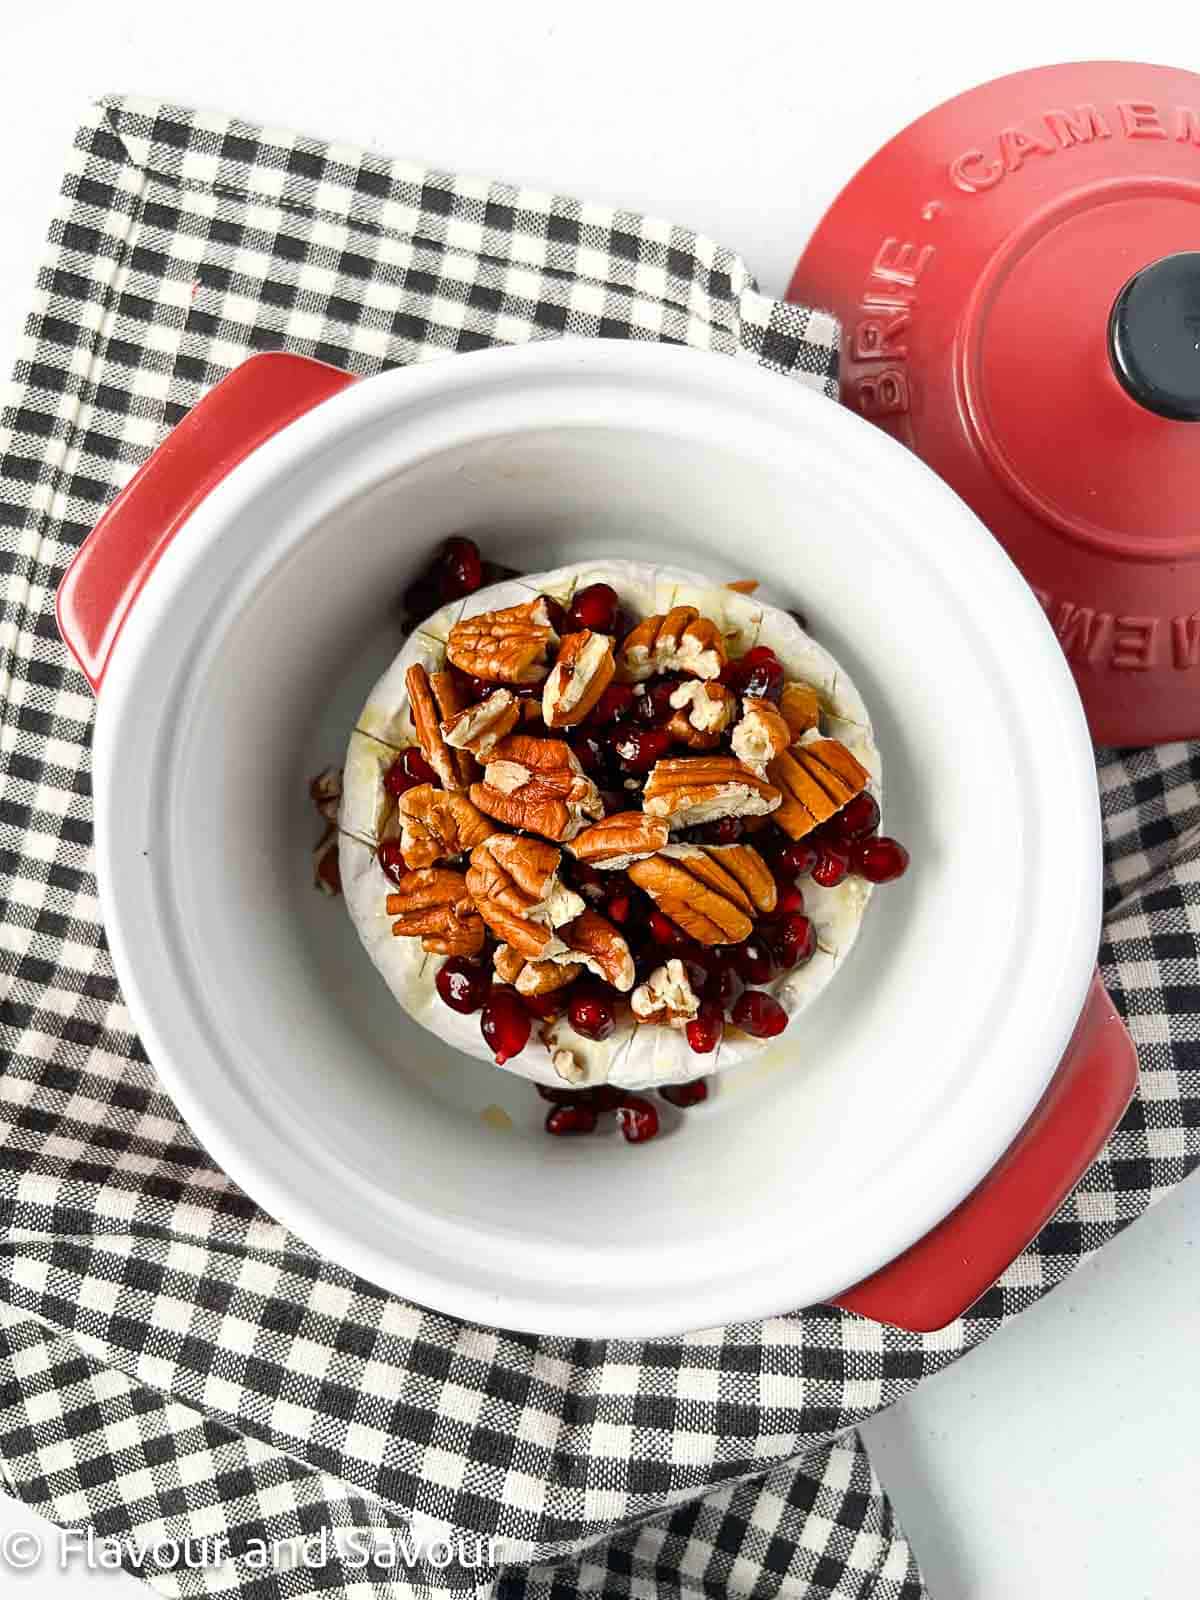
1;1530;41;1570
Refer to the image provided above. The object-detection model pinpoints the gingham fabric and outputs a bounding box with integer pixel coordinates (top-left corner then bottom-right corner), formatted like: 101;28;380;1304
0;96;1196;1600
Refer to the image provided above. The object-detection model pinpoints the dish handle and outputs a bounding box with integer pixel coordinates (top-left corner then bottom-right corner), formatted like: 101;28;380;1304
56;352;356;693
830;973;1137;1331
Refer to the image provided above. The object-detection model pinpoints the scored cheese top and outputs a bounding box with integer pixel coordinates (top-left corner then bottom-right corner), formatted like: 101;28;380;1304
338;560;881;1091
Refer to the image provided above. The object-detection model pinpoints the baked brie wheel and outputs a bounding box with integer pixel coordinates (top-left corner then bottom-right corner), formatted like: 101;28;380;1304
339;561;880;1091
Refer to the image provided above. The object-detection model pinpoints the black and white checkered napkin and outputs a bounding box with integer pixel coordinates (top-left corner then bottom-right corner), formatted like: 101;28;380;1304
0;96;1197;1600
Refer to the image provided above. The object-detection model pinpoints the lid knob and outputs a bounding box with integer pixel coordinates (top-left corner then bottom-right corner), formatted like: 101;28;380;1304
1108;252;1200;422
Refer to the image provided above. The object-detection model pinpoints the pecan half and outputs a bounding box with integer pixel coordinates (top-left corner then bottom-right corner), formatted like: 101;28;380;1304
730;696;791;771
542;629;616;728
768;738;871;839
442;689;521;759
386;867;484;956
470;734;604;842
494;942;583;996
551;907;635;992
313;829;341;896
699;842;777;914
616;605;728;682
628;847;754;945
642;755;781;830
446;596;558;684
631;958;702;1028
569;810;670;869
779;681;821;741
406;664;465;792
395;784;496;869
466;835;584;958
665;681;737;750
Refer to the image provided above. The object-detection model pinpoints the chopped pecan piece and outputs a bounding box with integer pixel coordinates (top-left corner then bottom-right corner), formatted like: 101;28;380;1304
768;738;872;840
642;755;780;830
779;681;821;741
470;734;604;841
569;810;670;869
730;696;791;771
429;670;476;785
665;681;737;749
724;579;759;595
700;842;777;914
631;958;702;1028
446;595;558;684
542;629;616;728
309;766;343;825
550;908;635;992
628;847;754;945
441;689;521;759
406;664;465;791
494;942;584;996
466;835;584;959
616;605;728;682
386;867;484;956
395;784;496;869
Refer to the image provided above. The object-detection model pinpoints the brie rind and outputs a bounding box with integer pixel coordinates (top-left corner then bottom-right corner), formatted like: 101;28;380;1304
340;560;880;1090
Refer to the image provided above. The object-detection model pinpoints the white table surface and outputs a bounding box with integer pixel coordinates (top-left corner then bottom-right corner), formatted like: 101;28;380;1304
2;4;1198;1596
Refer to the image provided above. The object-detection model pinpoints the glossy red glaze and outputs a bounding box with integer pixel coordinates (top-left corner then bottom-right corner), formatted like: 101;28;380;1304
56;352;356;692
832;975;1138;1331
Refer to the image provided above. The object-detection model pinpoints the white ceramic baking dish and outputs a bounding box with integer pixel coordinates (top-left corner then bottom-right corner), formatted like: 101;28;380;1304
57;341;1132;1337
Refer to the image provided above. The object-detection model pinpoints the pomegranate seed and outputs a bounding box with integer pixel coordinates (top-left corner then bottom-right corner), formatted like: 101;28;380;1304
480;986;531;1064
833;792;881;843
735;938;776;985
435;957;490;1014
684;1003;723;1056
402;575;440;623
610;725;672;773
811;846;850;888
316;846;341;895
536;1082;587;1103
702;957;744;1012
539;595;567;635
766;912;817;971
571;729;611;778
452;669;498;702
604;889;631;925
773;884;806;915
545;1102;598;1136
661;1077;710;1106
568;985;616;1042
634;675;682;725
589;1085;624;1112
383;747;438;797
700;815;744;845
853;836;910;883
732;990;788;1038
521;990;564;1020
648;909;688;950
565;582;620;634
377;838;407;883
616;1096;660;1143
588;682;636;726
774;839;820;880
570;860;605;893
723;646;784;701
434;536;483;602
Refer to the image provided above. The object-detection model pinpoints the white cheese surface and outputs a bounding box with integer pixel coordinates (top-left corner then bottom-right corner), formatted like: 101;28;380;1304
339;560;880;1090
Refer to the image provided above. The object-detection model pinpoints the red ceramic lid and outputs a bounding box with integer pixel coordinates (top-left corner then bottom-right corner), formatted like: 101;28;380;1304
790;61;1200;746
